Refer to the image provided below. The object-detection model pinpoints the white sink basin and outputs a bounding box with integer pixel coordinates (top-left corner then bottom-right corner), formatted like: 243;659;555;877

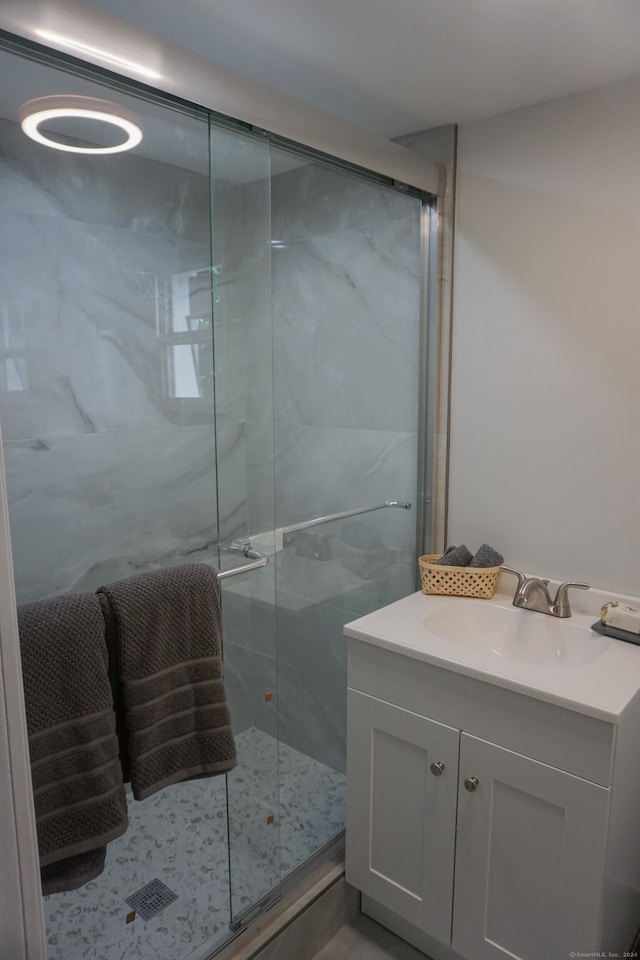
422;598;610;668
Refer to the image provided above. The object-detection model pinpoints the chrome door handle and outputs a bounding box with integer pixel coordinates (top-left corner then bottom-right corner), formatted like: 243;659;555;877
430;761;445;776
464;776;479;792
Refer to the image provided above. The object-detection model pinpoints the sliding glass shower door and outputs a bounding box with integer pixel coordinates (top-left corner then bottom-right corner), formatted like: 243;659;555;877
208;121;282;923
0;32;428;955
212;126;425;923
0;42;253;960
270;146;423;884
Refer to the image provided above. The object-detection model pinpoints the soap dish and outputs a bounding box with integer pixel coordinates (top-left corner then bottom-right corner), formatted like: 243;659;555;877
418;554;500;599
591;620;640;646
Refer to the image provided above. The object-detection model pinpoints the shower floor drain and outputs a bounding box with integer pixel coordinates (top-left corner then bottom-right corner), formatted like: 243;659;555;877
125;878;178;921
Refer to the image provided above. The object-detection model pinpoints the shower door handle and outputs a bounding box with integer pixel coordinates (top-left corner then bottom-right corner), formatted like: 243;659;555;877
218;539;269;580
281;499;412;535
217;555;268;581
229;537;268;561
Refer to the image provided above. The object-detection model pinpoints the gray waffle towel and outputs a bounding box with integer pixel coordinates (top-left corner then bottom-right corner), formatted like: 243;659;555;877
469;544;504;568
97;563;237;801
17;593;128;895
435;544;473;567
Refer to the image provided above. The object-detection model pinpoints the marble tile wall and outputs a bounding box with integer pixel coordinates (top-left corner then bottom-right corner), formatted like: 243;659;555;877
224;156;423;773
270;158;421;773
207;126;277;754
0;97;422;791
269;156;421;538
0;108;219;605
209;126;274;545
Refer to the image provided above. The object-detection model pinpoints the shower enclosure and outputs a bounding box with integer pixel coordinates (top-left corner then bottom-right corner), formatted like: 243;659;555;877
0;36;434;960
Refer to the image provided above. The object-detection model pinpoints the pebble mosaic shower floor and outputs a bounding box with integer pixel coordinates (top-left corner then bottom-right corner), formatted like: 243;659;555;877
43;728;346;960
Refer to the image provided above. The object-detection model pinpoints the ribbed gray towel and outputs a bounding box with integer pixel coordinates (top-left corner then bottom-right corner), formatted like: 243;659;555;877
17;593;128;895
40;848;106;896
97;563;237;801
469;544;504;567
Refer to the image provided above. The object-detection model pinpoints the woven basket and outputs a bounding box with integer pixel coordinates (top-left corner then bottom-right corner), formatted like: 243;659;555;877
418;554;500;599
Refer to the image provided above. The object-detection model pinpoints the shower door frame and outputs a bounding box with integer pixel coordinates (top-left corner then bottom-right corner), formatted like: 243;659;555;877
0;427;47;960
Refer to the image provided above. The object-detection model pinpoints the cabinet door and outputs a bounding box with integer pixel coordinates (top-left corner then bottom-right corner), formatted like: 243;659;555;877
453;733;610;960
346;689;459;944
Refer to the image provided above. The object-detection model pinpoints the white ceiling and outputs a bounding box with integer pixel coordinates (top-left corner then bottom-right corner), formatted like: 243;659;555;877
82;0;640;137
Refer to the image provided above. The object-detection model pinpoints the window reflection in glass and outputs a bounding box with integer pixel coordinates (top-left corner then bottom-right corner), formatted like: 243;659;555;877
163;268;213;400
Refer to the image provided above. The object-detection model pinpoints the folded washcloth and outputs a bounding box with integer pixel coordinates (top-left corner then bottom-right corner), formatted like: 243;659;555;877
469;544;504;568
98;563;237;801
601;601;640;635
17;592;128;895
435;544;473;567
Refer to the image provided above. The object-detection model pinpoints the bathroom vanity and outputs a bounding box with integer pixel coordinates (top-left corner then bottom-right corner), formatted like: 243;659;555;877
344;584;640;960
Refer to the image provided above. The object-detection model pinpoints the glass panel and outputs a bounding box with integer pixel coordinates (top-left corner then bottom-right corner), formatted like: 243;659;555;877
208;121;281;922
269;149;422;878
0;46;236;960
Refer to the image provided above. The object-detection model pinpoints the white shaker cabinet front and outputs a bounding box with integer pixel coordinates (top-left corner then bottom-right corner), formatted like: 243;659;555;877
344;636;635;960
346;690;459;945
452;733;609;960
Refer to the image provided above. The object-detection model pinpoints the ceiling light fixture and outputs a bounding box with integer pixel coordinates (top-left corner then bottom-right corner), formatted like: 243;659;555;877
19;95;143;155
35;30;161;80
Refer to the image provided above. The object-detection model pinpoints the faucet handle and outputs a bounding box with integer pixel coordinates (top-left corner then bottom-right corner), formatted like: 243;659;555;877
554;580;590;617
500;565;525;590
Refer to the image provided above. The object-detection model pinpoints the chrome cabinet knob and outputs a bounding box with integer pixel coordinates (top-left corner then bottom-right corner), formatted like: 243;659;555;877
464;776;479;792
430;761;445;776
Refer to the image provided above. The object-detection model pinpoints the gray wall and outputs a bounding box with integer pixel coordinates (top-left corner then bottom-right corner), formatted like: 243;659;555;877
451;75;640;595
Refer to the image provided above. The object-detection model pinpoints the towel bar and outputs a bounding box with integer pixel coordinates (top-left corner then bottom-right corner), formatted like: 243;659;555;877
220;500;411;578
281;499;412;536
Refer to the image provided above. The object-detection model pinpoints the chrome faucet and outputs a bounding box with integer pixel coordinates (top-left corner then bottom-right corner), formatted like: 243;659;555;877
501;566;590;618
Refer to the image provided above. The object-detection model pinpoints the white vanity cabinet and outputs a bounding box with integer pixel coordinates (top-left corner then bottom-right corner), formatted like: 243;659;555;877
347;691;460;945
344;607;640;960
452;732;608;960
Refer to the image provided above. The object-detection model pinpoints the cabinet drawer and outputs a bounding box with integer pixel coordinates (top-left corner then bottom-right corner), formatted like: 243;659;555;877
348;639;615;786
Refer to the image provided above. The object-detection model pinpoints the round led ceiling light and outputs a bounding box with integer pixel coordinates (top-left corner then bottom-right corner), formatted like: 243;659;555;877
18;95;143;155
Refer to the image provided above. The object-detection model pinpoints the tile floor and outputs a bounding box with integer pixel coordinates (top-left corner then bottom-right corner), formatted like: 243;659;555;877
312;914;430;960
43;727;345;960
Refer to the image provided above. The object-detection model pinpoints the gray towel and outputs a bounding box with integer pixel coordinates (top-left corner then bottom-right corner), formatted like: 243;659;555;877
17;593;128;895
40;848;106;896
435;544;473;567
97;563;237;801
469;544;504;567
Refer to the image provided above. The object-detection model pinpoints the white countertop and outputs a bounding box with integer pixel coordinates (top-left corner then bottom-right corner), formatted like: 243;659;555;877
343;578;640;722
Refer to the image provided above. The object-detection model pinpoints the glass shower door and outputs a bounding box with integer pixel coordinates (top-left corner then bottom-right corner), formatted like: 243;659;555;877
208;121;282;925
218;127;425;924
269;147;423;879
0;42;246;960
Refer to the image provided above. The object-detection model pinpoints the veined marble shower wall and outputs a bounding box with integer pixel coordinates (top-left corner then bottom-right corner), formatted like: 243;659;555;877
271;159;421;774
0;94;216;604
220;150;422;791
